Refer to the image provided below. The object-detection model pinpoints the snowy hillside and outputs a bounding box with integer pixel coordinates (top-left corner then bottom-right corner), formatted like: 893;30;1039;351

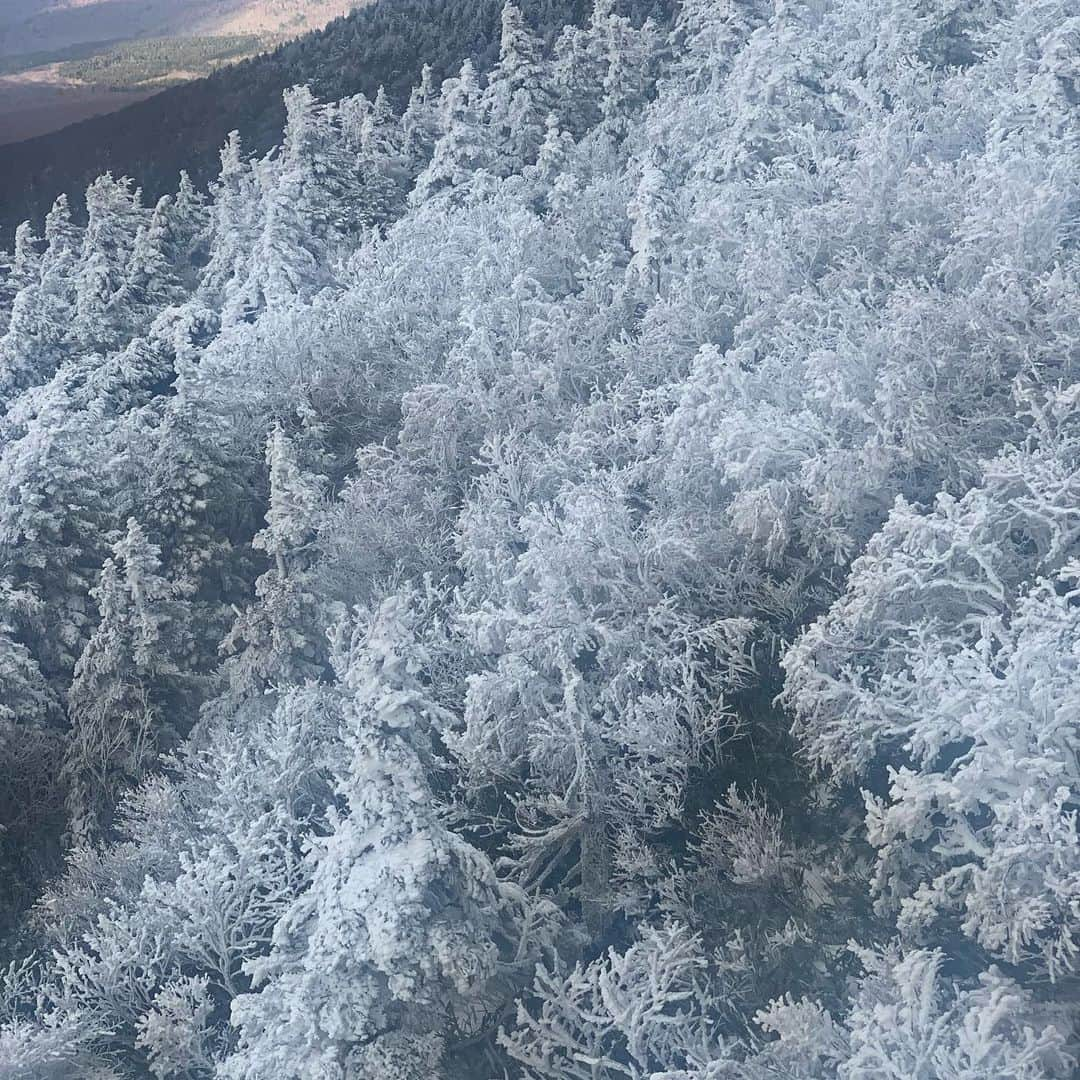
0;0;1077;1076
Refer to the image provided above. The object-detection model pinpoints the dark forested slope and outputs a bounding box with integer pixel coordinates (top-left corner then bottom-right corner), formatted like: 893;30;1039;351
0;0;664;241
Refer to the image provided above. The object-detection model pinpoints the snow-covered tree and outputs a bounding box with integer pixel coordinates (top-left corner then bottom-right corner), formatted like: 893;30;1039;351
0;200;79;401
199;131;257;308
0;582;65;922
550;0;624;138
784;385;1080;983
0;384;110;675
483;3;552;174
72;174;147;352
0;223;40;331
355;86;408;226
627;146;677;294
223;595;532;1079
411;61;494;204
745;946;1075;1079
225;86;364;321
63;519;195;844
222;425;328;697
504;922;731;1079
167;170;210;283
113;195;187;334
400;65;441;174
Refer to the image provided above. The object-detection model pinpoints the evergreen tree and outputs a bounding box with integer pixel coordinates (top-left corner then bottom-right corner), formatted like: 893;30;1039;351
533;112;574;183
222;426;328;698
113;196;186;335
627;145;677;294
0;213;74;404
63;519;195;845
0;223;40;332
199;130;260;311
227;87;360;320
400;65;441;175
130;395;240;591
0;581;65;922
670;0;767;92
72;175;147;353
484;3;552;174
168;170;210;283
282;84;366;241
0;382;110;677
41;194;82;275
550;7;608;138
411;61;494;204
357;86;408;226
224;157;316;322
599;9;661;137
524;112;576;213
223;596;522;1080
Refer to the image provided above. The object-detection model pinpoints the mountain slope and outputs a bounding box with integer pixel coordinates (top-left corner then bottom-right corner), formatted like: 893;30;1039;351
0;0;1076;1073
0;0;657;241
0;1;357;59
0;2;360;151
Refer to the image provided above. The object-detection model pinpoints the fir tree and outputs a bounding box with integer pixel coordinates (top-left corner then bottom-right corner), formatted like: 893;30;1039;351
484;3;552;174
222;426;328;698
411;61;494;204
400;65;441;175
63;519;194;845
72;175;147;353
199;131;258;309
223;596;521;1080
0;223;40;332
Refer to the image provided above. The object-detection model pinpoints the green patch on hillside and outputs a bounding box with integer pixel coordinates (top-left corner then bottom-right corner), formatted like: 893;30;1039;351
57;35;269;91
0;40;124;77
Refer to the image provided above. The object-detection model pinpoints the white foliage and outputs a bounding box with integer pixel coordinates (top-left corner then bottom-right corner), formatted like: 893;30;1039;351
503;922;730;1080
785;389;1080;979
0;0;1078;1071
135;975;216;1079
746;946;1075;1079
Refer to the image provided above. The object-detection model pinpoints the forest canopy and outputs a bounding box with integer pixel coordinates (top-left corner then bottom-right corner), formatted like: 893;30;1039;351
56;35;267;91
0;0;1077;1076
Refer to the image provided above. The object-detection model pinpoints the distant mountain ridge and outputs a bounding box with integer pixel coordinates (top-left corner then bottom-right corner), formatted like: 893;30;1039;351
0;0;666;242
0;2;361;153
0;1;357;59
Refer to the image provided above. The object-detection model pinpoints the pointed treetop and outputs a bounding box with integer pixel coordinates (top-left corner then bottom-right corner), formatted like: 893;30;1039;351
254;426;326;564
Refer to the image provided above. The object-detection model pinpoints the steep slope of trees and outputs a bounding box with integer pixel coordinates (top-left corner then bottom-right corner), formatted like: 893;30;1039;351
0;0;667;244
0;0;1078;1076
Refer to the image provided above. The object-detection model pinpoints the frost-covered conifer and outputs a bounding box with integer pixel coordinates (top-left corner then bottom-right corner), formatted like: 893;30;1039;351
222;426;328;697
483;3;552;174
114;196;186;334
627;145;677;294
63;519;193;844
72;175;146;352
200;131;257;308
0;223;40;331
411;60;494;204
356;86;408;225
400;64;441;174
223;596;526;1079
168;170;210;280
